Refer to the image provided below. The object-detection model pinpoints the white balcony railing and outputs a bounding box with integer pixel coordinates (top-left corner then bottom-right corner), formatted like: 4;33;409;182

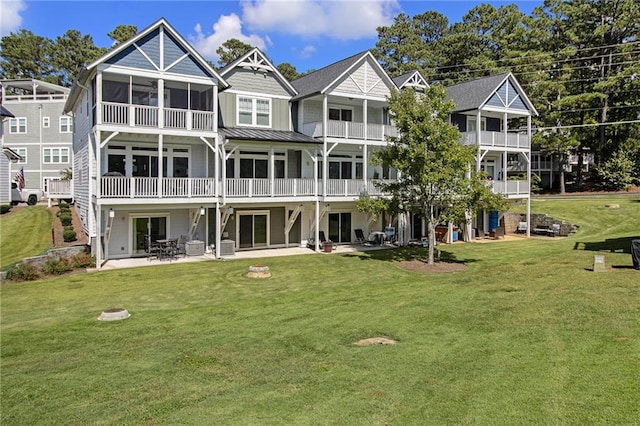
461;131;530;149
302;121;398;141
99;177;391;199
491;180;529;196
101;177;216;198
101;103;215;131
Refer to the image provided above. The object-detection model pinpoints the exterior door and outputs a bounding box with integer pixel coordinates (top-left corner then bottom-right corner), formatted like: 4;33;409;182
133;216;167;255
238;212;269;249
328;212;351;244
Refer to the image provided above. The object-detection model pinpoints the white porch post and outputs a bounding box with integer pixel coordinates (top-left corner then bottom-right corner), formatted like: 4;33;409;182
269;146;275;197
96;72;103;125
322;94;328;197
527;114;532;238
363;99;368;140
158;134;163;198
315;199;320;252
157;79;164;128
215;202;221;259
476;110;482;172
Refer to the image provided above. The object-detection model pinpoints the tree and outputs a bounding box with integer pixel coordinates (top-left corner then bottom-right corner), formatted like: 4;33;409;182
107;25;138;45
276;62;299;81
0;30;54;81
216;39;253;68
592;149;634;190
51;30;104;86
374;12;448;79
372;86;507;264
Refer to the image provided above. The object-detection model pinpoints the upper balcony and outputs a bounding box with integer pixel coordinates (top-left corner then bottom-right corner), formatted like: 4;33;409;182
302;120;398;142
461;131;530;149
96;75;216;133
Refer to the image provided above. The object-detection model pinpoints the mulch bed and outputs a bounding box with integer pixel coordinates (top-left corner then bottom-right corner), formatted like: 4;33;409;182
50;204;88;247
398;259;467;274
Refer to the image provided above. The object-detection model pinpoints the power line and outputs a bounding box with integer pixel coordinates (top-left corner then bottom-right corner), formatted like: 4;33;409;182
536;119;640;131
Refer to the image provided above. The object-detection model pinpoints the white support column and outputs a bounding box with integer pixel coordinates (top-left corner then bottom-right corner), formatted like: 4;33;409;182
158;134;163;198
322;94;328;197
157;79;164;128
363;99;368;140
269;146;275;197
96;72;103;125
503;112;508;182
476;110;482;172
527;114;532;238
96;206;102;270
315;199;320;252
215;202;221;259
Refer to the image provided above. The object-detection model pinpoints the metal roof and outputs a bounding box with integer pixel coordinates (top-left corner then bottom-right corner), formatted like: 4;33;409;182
220;127;320;144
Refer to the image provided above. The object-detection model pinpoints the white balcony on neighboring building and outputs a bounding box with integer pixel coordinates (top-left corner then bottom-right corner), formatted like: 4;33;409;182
461;131;530;149
302;120;398;141
491;180;529;196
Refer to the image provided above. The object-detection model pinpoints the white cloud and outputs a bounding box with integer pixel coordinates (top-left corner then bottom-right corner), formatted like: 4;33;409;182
240;0;400;40
0;0;26;36
191;13;270;61
299;45;316;59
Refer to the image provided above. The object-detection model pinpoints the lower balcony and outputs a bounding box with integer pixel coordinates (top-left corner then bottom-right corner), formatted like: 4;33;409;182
491;180;529;196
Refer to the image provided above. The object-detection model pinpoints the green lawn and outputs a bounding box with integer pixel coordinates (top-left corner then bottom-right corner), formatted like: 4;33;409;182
1;196;639;424
0;206;52;269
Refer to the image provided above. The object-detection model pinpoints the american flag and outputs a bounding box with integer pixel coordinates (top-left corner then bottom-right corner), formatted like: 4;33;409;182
15;167;25;190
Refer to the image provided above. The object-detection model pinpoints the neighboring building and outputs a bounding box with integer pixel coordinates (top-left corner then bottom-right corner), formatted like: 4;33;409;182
64;19;536;268
531;150;595;189
1;79;73;199
446;72;537;236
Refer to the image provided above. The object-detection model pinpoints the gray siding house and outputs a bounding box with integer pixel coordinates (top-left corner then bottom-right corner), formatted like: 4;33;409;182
1;79;72;199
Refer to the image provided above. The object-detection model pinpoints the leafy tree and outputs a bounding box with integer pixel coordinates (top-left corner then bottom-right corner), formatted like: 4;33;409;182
592;149;634;190
107;25;138;45
216;38;253;68
0;30;54;81
276;62;299;81
372;86;507;264
51;30;104;86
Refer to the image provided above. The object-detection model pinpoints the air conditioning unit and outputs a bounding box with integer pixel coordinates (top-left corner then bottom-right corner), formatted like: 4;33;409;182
220;239;235;256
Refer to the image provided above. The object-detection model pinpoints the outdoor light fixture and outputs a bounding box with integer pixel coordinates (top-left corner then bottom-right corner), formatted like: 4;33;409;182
199;206;205;216
109;208;115;218
228;207;234;214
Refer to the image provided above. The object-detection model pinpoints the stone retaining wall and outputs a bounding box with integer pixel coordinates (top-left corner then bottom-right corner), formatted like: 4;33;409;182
503;212;578;236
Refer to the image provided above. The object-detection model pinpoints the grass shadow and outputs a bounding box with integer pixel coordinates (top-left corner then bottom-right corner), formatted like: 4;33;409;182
341;247;478;265
574;236;640;254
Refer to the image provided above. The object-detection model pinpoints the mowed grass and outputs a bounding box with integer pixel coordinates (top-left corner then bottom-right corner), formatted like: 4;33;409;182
1;196;639;425
0;206;52;269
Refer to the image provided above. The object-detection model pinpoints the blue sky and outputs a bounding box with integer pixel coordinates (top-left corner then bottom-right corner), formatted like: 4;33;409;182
1;0;538;72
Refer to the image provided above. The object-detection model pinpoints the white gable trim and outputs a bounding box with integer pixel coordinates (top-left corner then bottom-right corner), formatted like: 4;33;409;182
478;73;538;116
321;51;396;95
220;48;297;96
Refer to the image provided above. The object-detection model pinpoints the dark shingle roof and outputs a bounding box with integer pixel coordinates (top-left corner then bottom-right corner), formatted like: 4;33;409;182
0;105;14;118
445;72;510;112
291;51;368;99
220;127;320;144
391;71;416;88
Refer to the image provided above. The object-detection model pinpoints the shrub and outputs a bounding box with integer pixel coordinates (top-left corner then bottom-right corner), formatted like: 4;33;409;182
42;257;73;275
63;229;77;242
593;150;634;190
59;201;69;209
59;213;72;227
7;262;40;281
70;253;95;268
1;205;11;215
64;225;74;232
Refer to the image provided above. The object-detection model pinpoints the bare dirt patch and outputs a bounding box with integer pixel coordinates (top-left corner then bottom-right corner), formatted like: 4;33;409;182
355;337;396;346
398;259;467;274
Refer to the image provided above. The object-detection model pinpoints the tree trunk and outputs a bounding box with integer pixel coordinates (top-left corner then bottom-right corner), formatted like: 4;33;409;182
558;154;566;194
426;205;436;265
576;146;584;190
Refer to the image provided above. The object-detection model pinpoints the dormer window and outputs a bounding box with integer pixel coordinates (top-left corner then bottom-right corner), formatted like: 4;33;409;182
237;95;270;127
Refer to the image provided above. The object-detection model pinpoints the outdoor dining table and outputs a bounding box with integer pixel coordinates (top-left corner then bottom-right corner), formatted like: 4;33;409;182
156;238;178;261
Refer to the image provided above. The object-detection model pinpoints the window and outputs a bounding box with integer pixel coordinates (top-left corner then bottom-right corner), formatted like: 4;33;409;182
43;117;50;128
9;117;27;134
59;116;73;133
43;148;70;164
237;96;271;127
329;108;353;122
13;147;27;164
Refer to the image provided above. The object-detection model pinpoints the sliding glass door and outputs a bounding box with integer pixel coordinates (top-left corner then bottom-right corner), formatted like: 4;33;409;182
328;212;351;244
132;215;167;255
238;212;269;249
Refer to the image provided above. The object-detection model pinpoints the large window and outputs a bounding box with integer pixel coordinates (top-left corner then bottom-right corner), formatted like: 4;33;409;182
59;116;73;133
9;117;27;134
237;96;270;127
44;148;70;164
12;147;27;164
329;108;352;122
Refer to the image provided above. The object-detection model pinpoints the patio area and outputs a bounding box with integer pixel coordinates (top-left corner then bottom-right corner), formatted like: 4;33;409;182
99;243;392;271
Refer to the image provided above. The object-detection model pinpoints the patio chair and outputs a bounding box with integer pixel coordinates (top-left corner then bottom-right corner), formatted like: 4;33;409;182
175;235;187;257
145;235;161;261
516;222;527;233
307;231;337;250
354;229;367;245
